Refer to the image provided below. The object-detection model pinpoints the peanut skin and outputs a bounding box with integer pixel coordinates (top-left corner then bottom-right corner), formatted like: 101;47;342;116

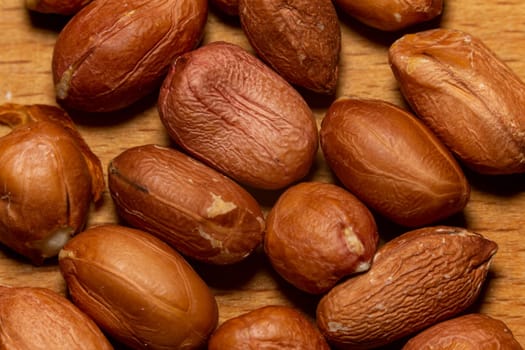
265;181;378;294
403;313;523;350
317;226;498;349
59;224;219;350
333;0;443;31
108;144;265;265
239;0;341;94
209;305;330;350
52;0;207;112
158;41;318;190
389;28;525;174
320;97;470;227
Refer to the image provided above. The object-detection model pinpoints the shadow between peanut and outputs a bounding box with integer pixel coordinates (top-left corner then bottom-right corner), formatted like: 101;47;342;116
26;10;71;33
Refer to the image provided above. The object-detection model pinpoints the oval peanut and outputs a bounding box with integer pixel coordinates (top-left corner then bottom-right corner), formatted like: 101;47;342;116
389;28;525;174
52;0;207;112
320;97;470;227
108;144;265;265
316;226;498;349
158;41;319;190
264;181;378;294
58;224;218;350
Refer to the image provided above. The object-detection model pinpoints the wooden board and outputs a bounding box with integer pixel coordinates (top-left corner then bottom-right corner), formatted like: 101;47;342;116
1;0;525;347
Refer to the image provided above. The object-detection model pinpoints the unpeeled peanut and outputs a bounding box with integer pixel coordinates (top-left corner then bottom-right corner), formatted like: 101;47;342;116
59;224;218;350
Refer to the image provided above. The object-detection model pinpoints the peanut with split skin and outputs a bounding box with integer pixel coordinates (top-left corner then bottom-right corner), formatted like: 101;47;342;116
108;144;265;265
0;103;104;265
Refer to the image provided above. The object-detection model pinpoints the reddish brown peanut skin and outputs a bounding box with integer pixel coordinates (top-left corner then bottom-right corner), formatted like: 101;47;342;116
208;305;330;350
316;226;498;350
0;286;113;350
389;28;525;174
0;104;104;264
403;313;523;350
58;224;218;350
158;41;319;190
333;0;442;31
108;144;265;265
239;0;340;94
319;97;470;227
52;0;207;112
210;0;238;16
25;0;91;15
264;181;378;294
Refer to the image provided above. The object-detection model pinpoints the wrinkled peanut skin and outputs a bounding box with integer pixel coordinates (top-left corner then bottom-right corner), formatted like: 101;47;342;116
158;41;318;190
265;181;378;294
108;144;265;265
209;305;330;350
0;104;104;265
333;0;443;31
239;0;341;94
58;224;219;350
52;0;207;112
316;226;498;349
25;0;91;15
320;97;470;227
0;286;113;350
389;28;525;174
403;313;523;350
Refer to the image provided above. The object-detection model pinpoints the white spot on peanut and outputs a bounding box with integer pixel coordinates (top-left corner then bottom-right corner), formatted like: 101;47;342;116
394;13;402;23
355;261;370;273
343;227;365;255
316;23;325;31
58;248;75;260
198;228;222;248
372;303;385;311
56;65;74;99
4;91;12;101
327;322;349;332
206;193;237;218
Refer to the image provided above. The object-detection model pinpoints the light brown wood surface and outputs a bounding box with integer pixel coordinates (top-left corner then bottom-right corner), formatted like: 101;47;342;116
1;0;525;348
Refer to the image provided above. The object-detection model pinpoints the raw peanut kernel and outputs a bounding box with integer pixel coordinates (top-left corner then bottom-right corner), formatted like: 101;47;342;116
317;226;498;349
52;0;207;112
264;181;378;294
239;0;341;94
389;28;525;174
320;97;470;227
158;41;318;190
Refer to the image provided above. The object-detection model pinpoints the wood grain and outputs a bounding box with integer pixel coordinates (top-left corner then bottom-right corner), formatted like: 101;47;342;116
1;0;525;348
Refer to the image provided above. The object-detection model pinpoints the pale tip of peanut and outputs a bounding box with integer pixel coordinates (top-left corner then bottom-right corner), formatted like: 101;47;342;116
343;227;365;255
394;13;402;23
355;261;371;273
58;247;75;261
55;66;74;100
